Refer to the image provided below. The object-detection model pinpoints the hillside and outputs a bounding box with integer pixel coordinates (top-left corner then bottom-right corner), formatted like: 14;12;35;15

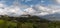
0;15;60;28
0;15;50;28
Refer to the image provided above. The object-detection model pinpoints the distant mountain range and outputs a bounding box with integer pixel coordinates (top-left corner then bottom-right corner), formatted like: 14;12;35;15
41;13;60;21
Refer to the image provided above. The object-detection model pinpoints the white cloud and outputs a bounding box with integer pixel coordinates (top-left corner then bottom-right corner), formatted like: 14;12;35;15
41;0;45;3
0;1;7;15
24;7;36;14
34;5;52;15
1;0;60;17
56;0;60;4
0;3;58;17
0;3;4;7
0;1;36;16
48;5;60;13
22;0;32;2
32;4;60;16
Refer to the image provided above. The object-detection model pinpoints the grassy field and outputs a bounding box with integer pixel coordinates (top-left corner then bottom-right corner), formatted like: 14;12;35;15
0;19;60;28
0;15;60;28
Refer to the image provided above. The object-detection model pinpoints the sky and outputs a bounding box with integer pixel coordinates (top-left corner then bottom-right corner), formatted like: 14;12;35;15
0;0;60;17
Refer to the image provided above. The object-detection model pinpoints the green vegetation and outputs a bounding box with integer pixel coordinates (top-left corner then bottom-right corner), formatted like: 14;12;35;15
0;15;60;28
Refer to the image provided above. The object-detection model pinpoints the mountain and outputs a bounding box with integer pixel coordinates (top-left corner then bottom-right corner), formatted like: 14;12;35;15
41;13;60;21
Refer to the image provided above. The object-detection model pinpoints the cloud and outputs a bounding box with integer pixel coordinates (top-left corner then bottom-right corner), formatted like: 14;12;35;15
33;5;52;16
48;5;60;13
0;0;36;17
41;0;45;3
22;0;32;2
0;1;7;15
32;4;60;16
0;0;60;17
24;7;36;14
56;0;60;4
2;4;59;17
